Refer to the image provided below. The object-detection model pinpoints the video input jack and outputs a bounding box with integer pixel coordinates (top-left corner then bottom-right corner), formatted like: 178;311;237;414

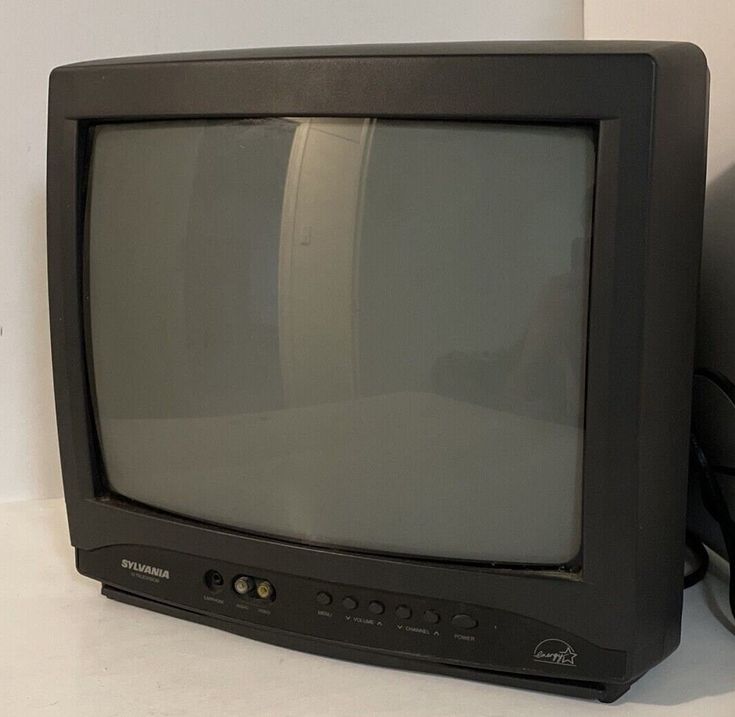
255;580;275;601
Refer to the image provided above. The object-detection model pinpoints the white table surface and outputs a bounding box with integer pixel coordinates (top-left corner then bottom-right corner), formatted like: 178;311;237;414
2;499;734;716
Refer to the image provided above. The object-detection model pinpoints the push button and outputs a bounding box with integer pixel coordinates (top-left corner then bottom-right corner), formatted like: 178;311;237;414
368;601;385;615
342;596;358;610
451;614;477;630
422;609;440;624
316;591;332;606
395;605;412;620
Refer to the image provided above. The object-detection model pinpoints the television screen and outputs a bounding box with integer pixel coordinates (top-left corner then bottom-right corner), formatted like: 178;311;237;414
87;118;595;564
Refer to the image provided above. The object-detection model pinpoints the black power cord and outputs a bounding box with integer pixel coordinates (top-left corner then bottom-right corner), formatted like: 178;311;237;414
687;368;735;621
684;529;710;588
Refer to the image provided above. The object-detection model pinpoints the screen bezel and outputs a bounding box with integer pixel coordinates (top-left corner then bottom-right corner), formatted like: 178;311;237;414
81;115;597;571
48;45;705;661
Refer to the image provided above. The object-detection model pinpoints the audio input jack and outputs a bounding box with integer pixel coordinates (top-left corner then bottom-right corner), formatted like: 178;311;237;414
233;575;253;596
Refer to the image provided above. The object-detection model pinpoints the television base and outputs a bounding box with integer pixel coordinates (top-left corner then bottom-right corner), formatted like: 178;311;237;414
102;584;633;703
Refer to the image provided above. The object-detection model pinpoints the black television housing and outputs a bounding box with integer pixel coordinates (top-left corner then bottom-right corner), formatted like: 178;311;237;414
47;42;708;702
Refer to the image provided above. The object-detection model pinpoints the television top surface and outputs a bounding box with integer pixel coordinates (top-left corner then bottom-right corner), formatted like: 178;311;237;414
58;39;705;66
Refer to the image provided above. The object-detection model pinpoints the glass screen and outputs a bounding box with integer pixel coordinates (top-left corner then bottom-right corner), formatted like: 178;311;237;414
88;118;595;564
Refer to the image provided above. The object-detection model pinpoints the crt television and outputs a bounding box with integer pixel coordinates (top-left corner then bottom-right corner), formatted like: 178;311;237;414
47;42;708;702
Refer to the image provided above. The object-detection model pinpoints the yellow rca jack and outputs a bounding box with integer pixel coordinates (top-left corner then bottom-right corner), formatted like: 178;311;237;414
255;579;275;600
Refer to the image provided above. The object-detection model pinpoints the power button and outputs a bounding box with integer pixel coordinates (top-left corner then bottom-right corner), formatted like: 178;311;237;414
451;614;478;630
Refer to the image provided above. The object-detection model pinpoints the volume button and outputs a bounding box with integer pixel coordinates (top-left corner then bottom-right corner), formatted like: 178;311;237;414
368;601;385;615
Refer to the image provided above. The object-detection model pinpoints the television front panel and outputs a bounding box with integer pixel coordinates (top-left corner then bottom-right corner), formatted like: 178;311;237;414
47;43;709;701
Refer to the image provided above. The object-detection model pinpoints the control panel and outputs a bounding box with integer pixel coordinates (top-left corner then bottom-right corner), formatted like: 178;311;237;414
78;545;626;682
309;588;478;636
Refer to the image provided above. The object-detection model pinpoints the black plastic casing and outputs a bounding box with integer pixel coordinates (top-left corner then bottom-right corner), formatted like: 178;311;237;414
47;42;709;702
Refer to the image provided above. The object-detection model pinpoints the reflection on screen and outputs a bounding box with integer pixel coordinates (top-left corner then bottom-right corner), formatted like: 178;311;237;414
88;118;595;563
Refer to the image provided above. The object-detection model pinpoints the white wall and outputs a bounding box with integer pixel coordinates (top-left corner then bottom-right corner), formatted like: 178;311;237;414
585;2;735;388
0;1;583;503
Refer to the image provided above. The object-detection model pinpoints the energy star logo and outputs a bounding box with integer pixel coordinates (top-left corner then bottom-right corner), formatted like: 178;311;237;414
121;559;170;580
532;639;578;667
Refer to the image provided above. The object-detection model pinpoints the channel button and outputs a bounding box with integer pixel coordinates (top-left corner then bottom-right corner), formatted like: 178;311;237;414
395;605;412;620
422;610;440;625
451;614;478;630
